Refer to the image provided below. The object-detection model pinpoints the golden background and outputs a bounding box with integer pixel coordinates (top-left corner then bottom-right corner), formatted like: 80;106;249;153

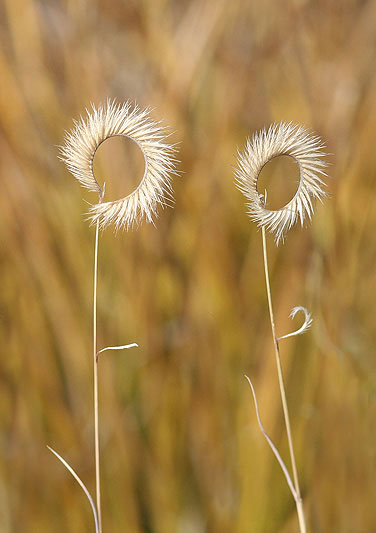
1;0;375;531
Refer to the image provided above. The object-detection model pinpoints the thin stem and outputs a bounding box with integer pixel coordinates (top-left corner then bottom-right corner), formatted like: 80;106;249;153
244;376;297;500
261;227;306;533
47;446;99;533
93;220;102;533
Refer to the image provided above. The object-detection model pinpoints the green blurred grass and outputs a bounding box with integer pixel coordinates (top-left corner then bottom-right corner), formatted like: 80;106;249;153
1;0;376;531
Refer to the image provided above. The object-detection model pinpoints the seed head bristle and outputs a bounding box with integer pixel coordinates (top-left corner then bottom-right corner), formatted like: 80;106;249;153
234;122;328;244
60;100;178;231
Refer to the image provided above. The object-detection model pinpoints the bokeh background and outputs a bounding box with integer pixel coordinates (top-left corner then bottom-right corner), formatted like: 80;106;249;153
1;0;376;531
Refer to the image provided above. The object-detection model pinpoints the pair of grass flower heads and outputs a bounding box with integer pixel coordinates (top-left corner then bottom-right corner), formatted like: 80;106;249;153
51;100;328;533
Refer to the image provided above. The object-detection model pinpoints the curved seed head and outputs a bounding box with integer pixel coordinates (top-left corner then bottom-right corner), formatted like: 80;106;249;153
60;100;178;231
234;122;328;244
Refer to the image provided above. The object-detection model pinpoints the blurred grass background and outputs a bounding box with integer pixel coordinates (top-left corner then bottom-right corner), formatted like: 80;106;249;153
1;0;376;531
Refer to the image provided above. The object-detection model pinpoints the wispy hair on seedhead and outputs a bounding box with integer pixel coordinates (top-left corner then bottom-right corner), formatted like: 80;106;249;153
60;100;178;231
234;122;328;244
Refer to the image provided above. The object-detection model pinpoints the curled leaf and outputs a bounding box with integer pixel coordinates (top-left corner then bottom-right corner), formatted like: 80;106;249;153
278;306;312;341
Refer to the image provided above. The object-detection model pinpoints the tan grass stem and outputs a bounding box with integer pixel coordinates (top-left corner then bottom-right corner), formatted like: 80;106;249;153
93;218;102;533
59;101;177;531
261;226;306;533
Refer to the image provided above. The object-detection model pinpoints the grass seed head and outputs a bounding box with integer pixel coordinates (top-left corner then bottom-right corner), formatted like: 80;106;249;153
60;100;178;231
234;122;328;244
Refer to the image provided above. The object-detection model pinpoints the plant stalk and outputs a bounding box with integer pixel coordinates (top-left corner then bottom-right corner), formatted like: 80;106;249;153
261;227;306;533
93;220;102;533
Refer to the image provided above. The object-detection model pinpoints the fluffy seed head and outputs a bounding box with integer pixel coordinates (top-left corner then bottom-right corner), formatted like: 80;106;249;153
60;100;177;230
234;122;328;244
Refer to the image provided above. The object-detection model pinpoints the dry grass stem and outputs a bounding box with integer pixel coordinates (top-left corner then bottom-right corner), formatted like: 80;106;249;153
93;219;101;532
234;121;329;531
261;226;306;533
57;101;178;532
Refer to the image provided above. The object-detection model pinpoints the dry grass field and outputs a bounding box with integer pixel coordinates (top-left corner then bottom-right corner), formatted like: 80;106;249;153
1;0;376;531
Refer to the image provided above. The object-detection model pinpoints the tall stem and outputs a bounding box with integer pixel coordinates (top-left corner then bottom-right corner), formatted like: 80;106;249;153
261;227;306;533
93;220;102;533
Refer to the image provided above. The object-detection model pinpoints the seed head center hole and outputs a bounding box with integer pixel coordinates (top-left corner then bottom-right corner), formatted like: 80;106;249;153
93;135;145;200
257;155;300;211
